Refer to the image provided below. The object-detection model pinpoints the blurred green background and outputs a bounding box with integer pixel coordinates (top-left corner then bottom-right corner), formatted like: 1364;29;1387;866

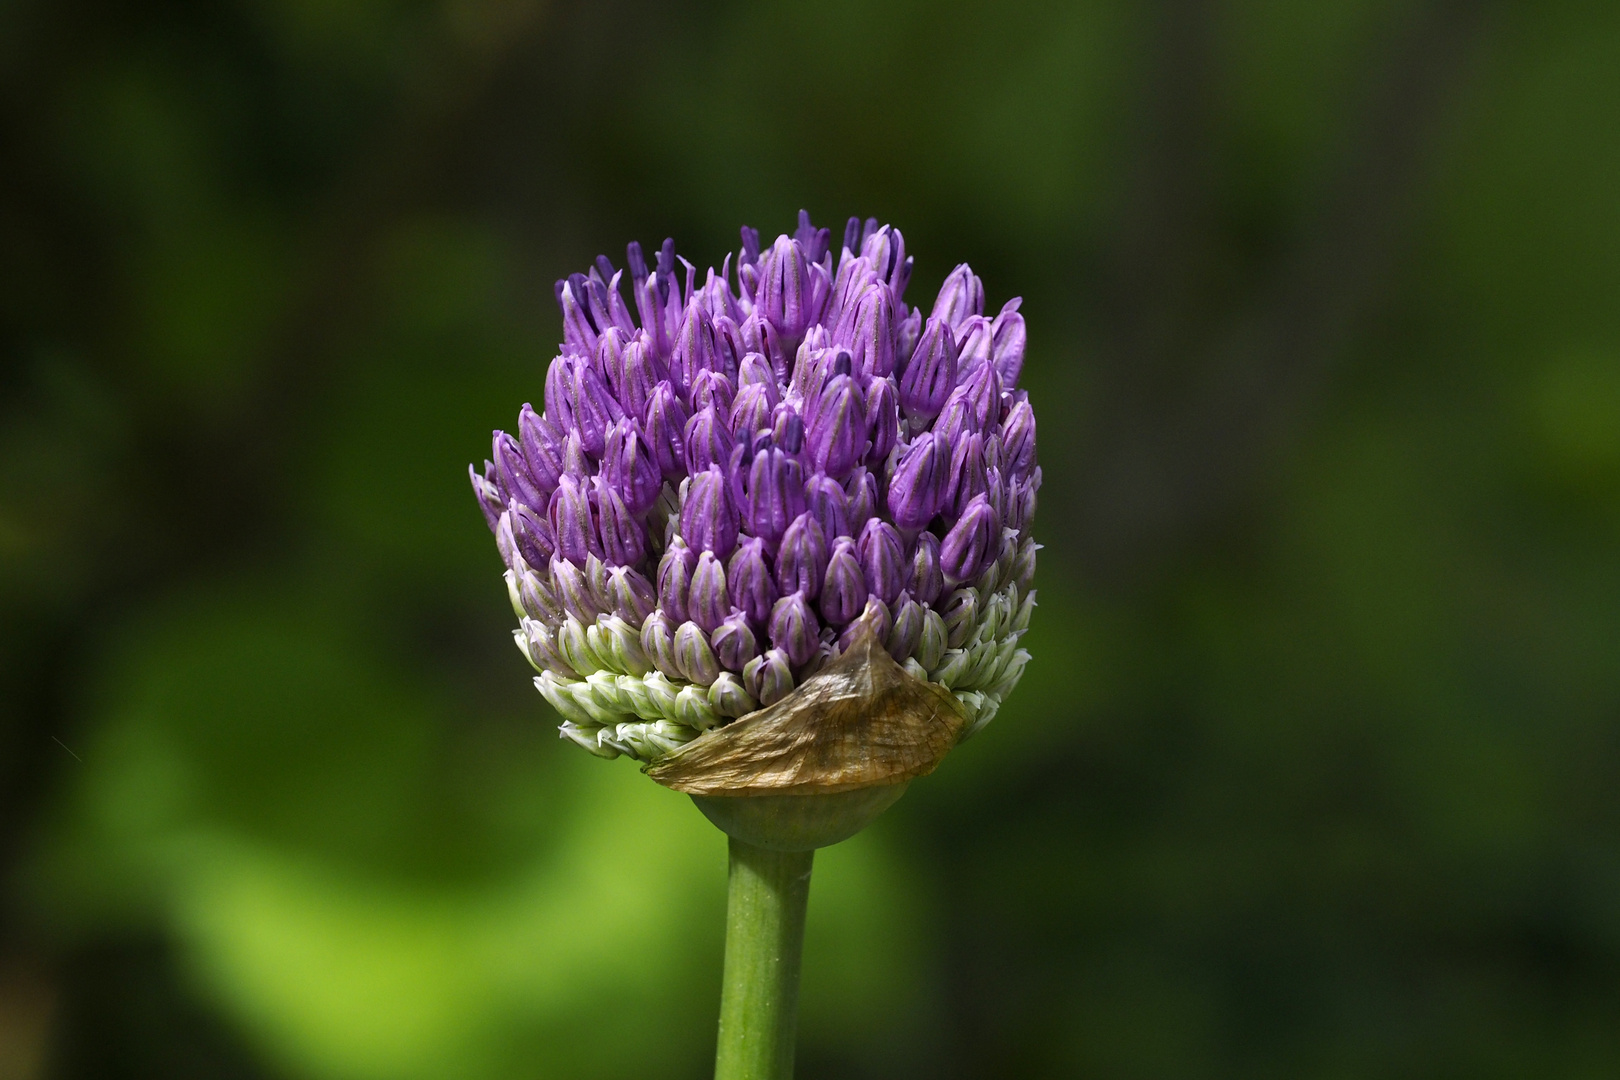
3;0;1620;1076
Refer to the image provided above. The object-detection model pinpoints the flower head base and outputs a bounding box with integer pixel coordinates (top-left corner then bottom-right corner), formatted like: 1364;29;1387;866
472;213;1039;762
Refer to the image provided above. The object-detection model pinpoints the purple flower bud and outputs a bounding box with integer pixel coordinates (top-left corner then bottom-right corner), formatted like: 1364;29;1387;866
495;508;519;569
548;474;598;564
552;556;602;622
680;466;739;558
727;538;779;626
641;610;680;680
906;531;945;606
730;383;774;438
887;432;950;529
1001;394;1036;480
674;620;720;685
820;537;866;626
769;592;820;667
795;208;832;266
742;648;795;707
944;433;987;521
838;595;892;653
687;550;730;634
690;368;735;417
557;277;598;354
773;405;805;454
518;569;563;624
644;382;688;481
755;234;808;340
511;500;556;568
596;326;629;389
600;419;662;515
657;537;697;624
470;461;502;531
739;310;788;382
594;477;647;567
712;612;759;673
806;373;866;480
895;308;921;367
609;565;657;624
614;334;664;420
518;404;564;499
739;445;806;545
857;518;905;605
737;353;778;401
493;431;545;509
845;466;878;534
683;405;735;476
932;263;983;329
864;378;899;467
960;358;1003;432
941;493;1001;583
935;384;979;444
544;354;575;431
887;593;924;661
898;317;957;422
774;512;828;600
992;298;1026;385
804;473;849;541
671;304;719;401
1007;467;1040;533
568;362;625;458
560;430;591;479
955;315;994;377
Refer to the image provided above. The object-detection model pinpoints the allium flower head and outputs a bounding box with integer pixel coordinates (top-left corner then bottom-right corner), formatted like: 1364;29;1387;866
472;212;1039;762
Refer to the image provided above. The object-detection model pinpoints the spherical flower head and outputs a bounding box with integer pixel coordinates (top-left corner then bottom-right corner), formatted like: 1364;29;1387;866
472;213;1039;764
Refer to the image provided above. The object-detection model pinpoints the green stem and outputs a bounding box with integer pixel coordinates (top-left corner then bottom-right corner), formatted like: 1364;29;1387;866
714;837;814;1080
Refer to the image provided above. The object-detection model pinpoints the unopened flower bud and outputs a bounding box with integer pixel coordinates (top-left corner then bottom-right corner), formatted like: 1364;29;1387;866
688;550;729;634
932;263;983;329
887;432;950;529
641;611;681;680
728;538;779;626
806;372;866;480
768;592;820;667
742;648;795;707
858;518;905;605
887;594;924;661
820;538;866;626
608;565;657;624
684;404;735;476
774;512;828;599
674;620;720;685
680;466;739;558
864;378;899;467
645;382;689;481
804;473;849;542
656;537;697;623
517;404;564;499
942;494;1001;584
838;595;891;652
712;611;760;673
601;418;662;515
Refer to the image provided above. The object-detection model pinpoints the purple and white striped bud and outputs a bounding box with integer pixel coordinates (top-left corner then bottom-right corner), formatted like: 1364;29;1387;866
944;433;987;522
906;531;945;606
594;478;647;567
955;316;994;377
960;358;1003;433
671;303;719;401
641;610;680;680
934;384;980;445
615;334;664;420
683;405;735;476
932;263;983;329
680;466;739;558
838;595;892;653
517;404;564;500
739;310;788;382
845;467;879;535
557;276;598;354
840;285;895;379
493;431;545;509
820;537;866;627
887;594;925;661
568;362;625;457
609;565;657;624
674;620;720;685
899;317;957;422
690;369;735;417
600;419;662;515
857;519;905;605
775;512;828;599
804;474;849;542
511;500;556;569
657;537;697;624
739;444;806;546
992;298;1025;385
549;474;598;564
887;432;951;529
737;353;778;401
727;538;779;626
1001;394;1036;481
756;234;813;342
470;462;503;531
941;493;1001;583
742;648;795;707
864;378;899;467
644;381;689;481
688;550;729;634
552;556;602;623
806;372;866;480
730;383;774;438
544;354;575;431
711;611;759;673
768;592;820;668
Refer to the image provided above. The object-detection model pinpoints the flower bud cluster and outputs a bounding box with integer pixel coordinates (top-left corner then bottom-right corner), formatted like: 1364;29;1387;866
473;212;1039;760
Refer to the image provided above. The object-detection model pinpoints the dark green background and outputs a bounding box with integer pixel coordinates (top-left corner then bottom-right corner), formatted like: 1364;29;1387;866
4;0;1620;1076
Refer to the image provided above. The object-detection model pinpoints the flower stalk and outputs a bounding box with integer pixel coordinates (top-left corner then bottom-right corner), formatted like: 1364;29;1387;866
715;838;814;1080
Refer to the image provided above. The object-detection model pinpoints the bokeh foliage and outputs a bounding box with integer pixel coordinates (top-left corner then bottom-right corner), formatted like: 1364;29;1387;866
3;0;1620;1077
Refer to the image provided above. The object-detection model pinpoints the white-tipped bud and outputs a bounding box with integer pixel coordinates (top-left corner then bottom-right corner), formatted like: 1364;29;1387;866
674;684;720;731
916;608;948;671
933;647;971;688
709;672;758;718
557;617;603;675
